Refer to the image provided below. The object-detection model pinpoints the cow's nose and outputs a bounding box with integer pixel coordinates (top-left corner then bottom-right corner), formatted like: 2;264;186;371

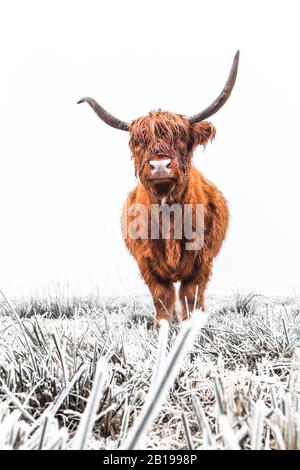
149;159;171;174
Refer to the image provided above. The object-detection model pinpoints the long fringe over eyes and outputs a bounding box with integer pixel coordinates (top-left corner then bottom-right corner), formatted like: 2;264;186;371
129;111;190;147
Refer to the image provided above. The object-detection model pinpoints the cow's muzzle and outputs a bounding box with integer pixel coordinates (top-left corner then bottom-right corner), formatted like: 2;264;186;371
149;158;172;179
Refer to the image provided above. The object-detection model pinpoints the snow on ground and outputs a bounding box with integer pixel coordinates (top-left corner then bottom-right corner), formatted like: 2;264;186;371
0;293;300;449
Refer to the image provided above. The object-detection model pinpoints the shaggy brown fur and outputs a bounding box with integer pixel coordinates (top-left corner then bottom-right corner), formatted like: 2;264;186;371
122;110;229;321
78;53;239;321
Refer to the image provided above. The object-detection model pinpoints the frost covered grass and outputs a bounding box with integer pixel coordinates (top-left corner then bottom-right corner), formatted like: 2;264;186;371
0;291;300;450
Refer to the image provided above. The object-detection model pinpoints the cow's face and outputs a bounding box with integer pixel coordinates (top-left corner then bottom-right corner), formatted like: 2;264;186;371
129;111;215;200
78;52;239;199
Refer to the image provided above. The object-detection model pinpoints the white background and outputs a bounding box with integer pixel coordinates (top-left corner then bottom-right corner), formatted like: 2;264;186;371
0;0;299;298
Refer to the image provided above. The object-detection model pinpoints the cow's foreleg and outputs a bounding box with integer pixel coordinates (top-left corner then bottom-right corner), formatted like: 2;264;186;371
179;260;212;320
140;266;175;322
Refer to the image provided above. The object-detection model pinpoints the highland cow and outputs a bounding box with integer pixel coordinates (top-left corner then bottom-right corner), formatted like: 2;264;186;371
78;51;239;322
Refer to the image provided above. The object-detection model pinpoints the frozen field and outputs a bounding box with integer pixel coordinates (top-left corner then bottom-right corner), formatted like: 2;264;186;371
0;292;300;450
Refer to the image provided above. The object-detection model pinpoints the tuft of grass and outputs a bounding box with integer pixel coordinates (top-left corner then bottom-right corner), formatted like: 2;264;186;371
0;291;300;449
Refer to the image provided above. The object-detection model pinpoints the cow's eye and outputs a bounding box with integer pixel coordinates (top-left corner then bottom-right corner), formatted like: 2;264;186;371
178;130;185;141
132;138;140;147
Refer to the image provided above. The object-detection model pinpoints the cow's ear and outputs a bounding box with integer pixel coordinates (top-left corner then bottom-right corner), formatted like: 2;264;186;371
191;121;216;147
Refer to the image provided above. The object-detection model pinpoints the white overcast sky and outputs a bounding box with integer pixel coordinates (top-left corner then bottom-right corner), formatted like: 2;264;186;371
0;0;300;298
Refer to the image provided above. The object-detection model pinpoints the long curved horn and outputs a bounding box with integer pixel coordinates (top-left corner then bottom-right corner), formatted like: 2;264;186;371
188;50;240;124
77;97;129;131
